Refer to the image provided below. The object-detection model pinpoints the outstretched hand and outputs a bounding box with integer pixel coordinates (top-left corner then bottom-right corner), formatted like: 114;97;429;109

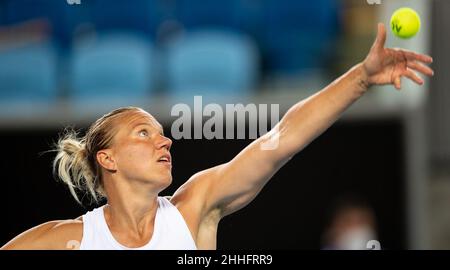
362;23;434;90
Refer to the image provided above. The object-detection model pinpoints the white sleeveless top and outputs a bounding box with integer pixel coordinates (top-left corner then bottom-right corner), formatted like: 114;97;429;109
79;197;197;250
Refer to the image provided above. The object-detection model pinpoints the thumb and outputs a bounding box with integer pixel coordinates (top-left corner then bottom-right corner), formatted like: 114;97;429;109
374;23;387;49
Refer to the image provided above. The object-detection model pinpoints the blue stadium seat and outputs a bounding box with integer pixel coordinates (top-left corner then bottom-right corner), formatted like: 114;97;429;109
70;33;156;101
0;42;58;102
166;30;259;97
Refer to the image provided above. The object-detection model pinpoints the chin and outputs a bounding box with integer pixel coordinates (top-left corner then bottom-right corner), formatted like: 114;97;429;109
160;173;173;188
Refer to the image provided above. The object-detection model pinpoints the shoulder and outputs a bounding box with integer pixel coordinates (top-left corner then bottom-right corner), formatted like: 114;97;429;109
1;219;83;250
171;165;222;206
171;165;226;218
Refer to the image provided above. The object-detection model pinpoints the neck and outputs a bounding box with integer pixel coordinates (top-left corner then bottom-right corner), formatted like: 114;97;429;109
103;177;160;235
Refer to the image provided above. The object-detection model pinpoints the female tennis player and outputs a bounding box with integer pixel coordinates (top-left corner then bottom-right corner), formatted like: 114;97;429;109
1;24;434;250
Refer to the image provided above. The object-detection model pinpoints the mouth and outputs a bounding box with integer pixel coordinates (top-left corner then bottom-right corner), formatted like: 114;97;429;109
157;153;172;165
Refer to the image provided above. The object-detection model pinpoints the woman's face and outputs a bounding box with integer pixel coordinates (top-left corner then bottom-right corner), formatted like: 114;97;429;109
109;110;173;190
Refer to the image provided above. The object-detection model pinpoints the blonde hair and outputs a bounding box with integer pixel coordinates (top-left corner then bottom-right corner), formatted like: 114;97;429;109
53;106;142;204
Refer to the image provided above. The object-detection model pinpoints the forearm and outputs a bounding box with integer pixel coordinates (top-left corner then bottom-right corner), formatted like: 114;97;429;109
273;63;370;159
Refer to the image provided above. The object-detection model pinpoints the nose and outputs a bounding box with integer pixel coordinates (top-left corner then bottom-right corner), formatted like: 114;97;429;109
156;134;172;151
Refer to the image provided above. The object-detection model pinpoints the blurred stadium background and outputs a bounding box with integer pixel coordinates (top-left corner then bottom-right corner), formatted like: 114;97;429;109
0;0;449;249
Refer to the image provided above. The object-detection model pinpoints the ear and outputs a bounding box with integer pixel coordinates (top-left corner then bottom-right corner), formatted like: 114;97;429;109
96;149;116;171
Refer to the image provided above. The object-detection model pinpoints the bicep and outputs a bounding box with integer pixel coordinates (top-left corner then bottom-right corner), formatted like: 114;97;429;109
175;127;294;219
203;129;293;217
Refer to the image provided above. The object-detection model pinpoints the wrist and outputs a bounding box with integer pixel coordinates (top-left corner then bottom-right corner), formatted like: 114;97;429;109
357;62;371;92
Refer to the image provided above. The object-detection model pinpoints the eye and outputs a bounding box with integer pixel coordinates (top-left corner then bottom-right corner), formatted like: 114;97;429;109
138;130;149;137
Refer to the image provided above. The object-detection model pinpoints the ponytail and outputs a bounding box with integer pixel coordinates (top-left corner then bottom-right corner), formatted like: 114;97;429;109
53;130;102;204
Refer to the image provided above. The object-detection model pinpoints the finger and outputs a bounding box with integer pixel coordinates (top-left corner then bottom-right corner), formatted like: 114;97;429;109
402;50;433;63
374;23;387;49
404;69;424;85
407;61;434;76
394;76;402;90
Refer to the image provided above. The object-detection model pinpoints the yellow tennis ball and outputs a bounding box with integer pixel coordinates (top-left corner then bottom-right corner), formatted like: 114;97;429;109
390;7;421;39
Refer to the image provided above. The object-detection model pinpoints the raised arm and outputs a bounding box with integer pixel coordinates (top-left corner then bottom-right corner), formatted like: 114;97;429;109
175;23;434;219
